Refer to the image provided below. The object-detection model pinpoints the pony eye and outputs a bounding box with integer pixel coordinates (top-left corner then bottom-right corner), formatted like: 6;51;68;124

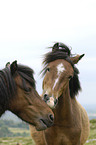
43;94;49;102
25;87;32;92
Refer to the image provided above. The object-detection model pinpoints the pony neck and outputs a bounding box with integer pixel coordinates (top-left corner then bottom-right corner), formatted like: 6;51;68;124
0;93;7;116
54;84;73;126
0;95;9;116
0;105;6;117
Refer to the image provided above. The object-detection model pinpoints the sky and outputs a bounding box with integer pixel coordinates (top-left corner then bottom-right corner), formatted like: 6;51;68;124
0;0;96;106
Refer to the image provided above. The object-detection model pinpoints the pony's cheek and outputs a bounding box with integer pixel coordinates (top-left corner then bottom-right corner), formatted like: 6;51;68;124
53;86;63;99
57;81;68;97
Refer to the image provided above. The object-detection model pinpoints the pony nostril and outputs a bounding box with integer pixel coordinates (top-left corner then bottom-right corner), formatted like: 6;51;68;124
48;114;54;122
43;94;49;102
44;93;47;98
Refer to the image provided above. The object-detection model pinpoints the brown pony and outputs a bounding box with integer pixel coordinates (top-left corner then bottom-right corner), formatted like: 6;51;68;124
0;61;54;131
30;43;90;145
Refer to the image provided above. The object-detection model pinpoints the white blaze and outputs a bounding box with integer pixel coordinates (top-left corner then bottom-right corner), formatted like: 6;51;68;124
57;63;65;75
53;63;65;89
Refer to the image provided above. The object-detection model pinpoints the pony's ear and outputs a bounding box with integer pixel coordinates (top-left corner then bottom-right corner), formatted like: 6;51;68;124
52;43;59;51
10;60;18;75
6;62;10;68
70;54;85;64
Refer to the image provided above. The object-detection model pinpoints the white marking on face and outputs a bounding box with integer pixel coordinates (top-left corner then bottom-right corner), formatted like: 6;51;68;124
57;63;65;75
53;78;59;90
53;63;65;89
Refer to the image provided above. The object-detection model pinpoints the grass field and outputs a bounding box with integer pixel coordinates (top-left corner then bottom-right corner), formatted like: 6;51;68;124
85;119;96;145
9;128;30;134
0;136;35;145
0;119;96;145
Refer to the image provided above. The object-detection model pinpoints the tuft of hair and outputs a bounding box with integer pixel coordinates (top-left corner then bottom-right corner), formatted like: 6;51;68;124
52;42;71;56
41;42;73;76
43;42;73;66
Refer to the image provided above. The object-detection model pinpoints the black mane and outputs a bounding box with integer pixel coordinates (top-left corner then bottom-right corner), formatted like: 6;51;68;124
43;42;73;67
42;42;81;98
17;64;35;89
0;62;35;113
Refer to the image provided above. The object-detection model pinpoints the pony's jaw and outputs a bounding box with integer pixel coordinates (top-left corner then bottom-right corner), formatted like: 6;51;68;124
16;109;54;131
10;103;54;131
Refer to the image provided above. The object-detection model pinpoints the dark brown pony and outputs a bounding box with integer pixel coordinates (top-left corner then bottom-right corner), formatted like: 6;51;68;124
30;43;90;145
0;61;54;131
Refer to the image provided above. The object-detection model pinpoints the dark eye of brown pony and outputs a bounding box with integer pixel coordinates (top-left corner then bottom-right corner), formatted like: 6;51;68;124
24;87;32;93
21;78;32;93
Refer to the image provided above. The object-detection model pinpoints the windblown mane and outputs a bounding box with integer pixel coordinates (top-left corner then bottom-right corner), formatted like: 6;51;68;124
42;42;81;98
43;42;73;67
0;63;35;111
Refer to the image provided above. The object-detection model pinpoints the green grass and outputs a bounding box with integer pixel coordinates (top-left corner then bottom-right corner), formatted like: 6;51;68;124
9;127;30;134
85;119;96;145
0;136;35;145
0;119;96;145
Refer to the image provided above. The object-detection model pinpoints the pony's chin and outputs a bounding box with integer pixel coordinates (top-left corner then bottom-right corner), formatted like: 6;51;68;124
35;119;47;131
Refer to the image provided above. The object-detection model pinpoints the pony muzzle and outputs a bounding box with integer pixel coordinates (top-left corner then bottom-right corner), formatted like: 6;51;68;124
36;113;54;131
43;94;58;108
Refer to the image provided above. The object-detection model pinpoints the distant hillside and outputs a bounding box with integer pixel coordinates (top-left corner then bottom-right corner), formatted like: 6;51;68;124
83;104;96;120
0;111;21;122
